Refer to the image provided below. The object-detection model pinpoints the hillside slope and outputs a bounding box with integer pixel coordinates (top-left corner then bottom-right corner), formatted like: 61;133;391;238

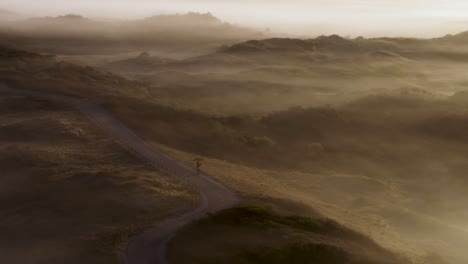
0;92;194;264
168;206;408;264
3;45;468;264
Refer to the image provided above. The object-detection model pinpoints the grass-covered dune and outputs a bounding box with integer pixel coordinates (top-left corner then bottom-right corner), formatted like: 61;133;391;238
0;94;195;264
168;206;408;264
2;45;467;263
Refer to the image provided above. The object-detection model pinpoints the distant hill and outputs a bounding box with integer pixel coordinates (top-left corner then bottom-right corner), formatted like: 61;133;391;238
222;35;400;55
0;45;147;98
141;12;223;27
22;12;239;33
94;34;413;78
144;35;406;73
0;13;265;55
437;30;468;44
32;14;87;21
25;14;91;25
14;14;111;35
0;8;23;21
101;52;177;75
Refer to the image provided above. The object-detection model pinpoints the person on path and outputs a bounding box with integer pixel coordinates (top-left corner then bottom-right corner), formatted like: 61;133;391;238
195;158;203;175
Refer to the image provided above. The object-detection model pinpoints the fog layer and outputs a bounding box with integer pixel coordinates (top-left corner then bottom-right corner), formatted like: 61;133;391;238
3;0;468;37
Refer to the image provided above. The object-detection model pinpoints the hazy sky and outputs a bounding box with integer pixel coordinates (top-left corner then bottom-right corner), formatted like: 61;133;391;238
3;0;468;37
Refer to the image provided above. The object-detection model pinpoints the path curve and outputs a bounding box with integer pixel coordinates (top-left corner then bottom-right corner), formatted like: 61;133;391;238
0;84;239;264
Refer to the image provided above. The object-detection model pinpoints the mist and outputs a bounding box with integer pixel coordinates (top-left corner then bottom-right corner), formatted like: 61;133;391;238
3;1;468;264
3;0;468;37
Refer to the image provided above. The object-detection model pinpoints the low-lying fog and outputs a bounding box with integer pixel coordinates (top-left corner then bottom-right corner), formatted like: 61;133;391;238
3;0;468;37
2;4;468;264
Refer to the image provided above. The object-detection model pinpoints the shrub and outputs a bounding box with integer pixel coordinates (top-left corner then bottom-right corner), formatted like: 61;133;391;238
306;142;325;155
206;206;327;232
242;136;275;148
241;243;350;264
207;206;281;228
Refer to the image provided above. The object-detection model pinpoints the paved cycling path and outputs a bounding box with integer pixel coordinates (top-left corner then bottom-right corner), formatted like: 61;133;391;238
0;84;239;264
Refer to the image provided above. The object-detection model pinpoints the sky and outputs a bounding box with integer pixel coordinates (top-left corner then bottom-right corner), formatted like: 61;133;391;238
2;0;468;37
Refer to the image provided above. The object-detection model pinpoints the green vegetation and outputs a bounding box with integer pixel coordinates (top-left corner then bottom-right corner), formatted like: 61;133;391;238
168;206;406;264
205;206;324;230
203;206;376;246
240;243;349;264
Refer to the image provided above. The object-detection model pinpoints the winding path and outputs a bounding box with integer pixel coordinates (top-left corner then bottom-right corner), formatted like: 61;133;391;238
0;84;239;264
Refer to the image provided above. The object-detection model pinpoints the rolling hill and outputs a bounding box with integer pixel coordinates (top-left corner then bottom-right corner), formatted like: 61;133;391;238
0;13;265;55
3;40;468;264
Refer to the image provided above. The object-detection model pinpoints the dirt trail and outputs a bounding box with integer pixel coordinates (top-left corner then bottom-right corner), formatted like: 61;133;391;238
0;84;239;264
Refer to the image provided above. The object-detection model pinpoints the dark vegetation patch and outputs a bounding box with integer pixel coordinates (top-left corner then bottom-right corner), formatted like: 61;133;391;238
206;206;325;230
239;243;350;264
169;206;407;264
0;45;50;59
204;206;376;245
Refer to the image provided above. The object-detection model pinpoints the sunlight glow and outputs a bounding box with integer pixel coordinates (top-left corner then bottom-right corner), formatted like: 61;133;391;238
2;0;468;37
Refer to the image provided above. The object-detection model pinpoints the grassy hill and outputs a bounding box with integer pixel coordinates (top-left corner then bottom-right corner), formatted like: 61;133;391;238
168;206;408;264
222;35;400;56
0;94;195;263
0;45;149;99
2;44;468;263
98;34;463;115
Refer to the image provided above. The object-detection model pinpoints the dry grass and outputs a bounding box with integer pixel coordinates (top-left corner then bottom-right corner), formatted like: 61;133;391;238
2;43;467;264
155;143;461;264
167;206;407;264
0;95;196;264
